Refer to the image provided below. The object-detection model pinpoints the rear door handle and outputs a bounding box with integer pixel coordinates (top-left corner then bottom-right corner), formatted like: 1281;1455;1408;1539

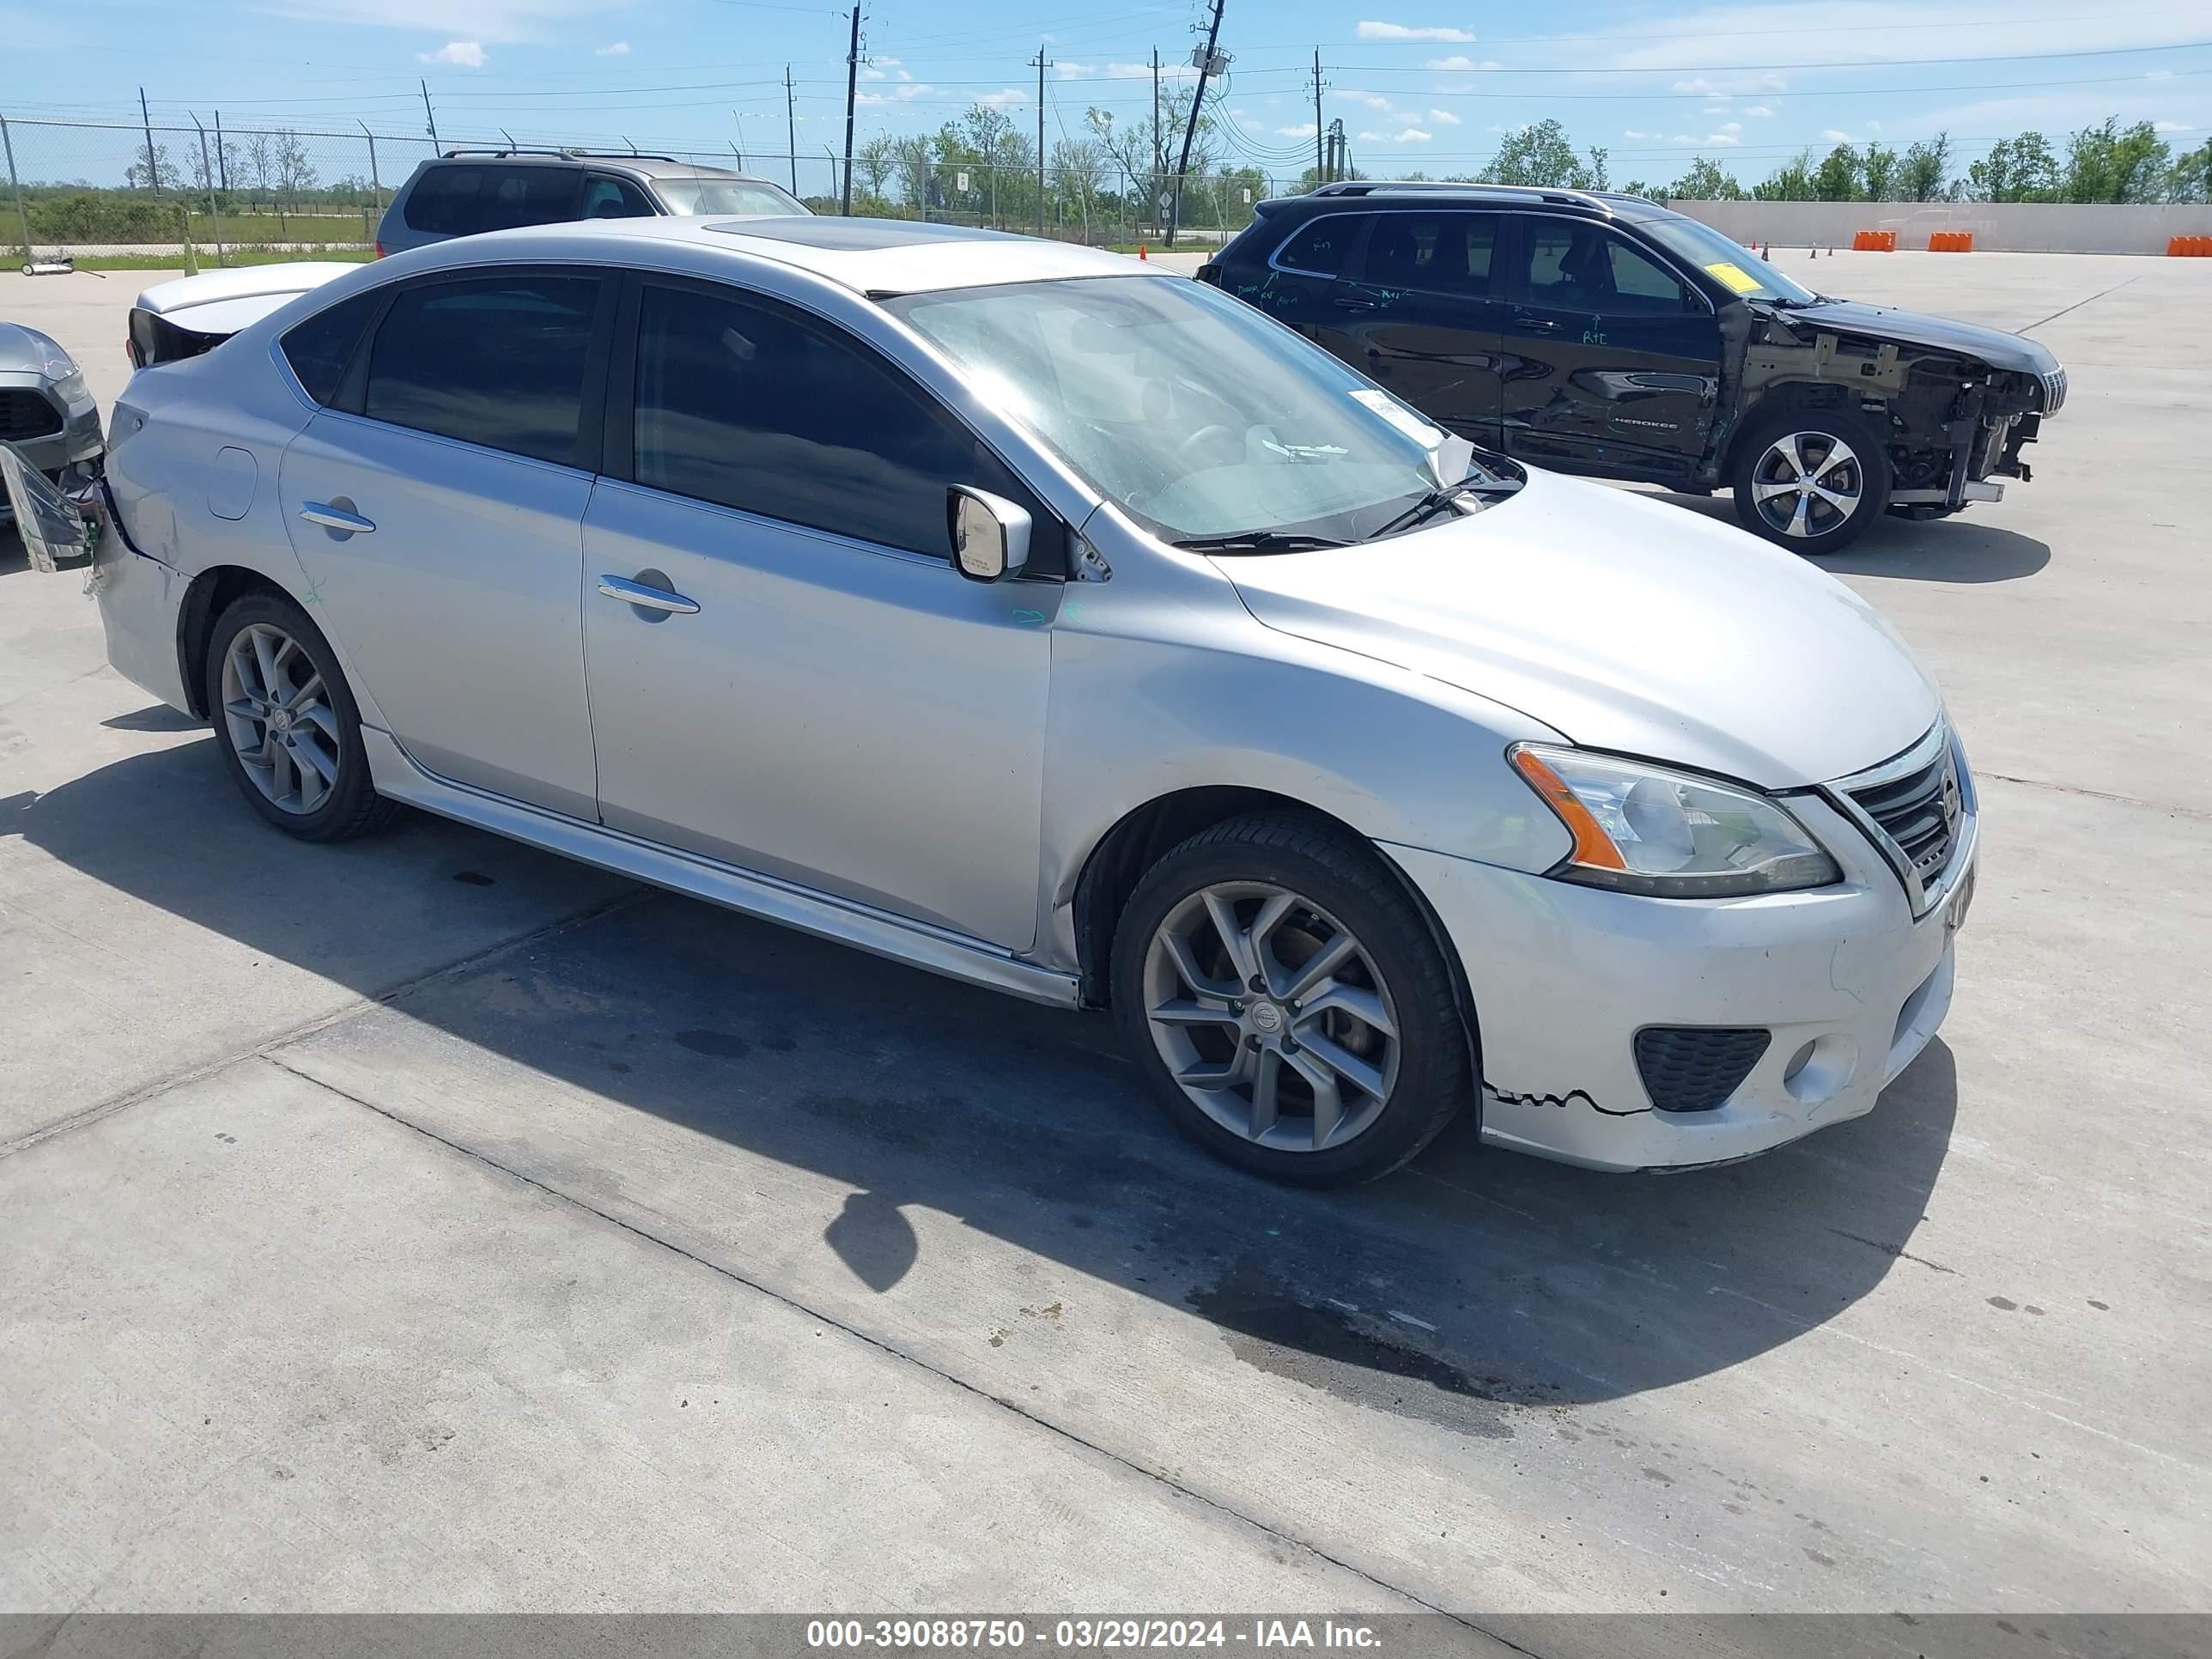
1332;295;1377;312
299;501;375;534
1515;314;1564;334
597;574;700;615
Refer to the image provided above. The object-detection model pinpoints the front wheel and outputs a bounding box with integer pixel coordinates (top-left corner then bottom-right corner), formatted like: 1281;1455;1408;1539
1110;812;1470;1186
1730;408;1891;555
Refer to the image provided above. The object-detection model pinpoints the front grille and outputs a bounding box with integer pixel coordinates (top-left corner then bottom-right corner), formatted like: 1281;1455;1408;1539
1847;745;1961;884
1633;1026;1771;1113
0;389;64;443
2040;367;2068;415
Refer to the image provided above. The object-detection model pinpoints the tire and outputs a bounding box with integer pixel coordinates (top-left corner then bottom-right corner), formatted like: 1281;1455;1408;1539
1110;811;1470;1186
204;590;401;842
1729;405;1892;555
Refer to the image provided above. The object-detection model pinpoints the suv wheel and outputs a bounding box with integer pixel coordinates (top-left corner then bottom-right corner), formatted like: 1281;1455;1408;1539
1110;812;1469;1186
1730;407;1891;555
205;591;401;842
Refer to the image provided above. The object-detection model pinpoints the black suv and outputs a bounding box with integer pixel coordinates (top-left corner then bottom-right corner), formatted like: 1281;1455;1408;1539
1200;182;2066;552
375;149;808;258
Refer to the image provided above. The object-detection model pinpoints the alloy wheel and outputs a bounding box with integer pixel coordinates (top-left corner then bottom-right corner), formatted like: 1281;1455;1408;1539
1140;880;1401;1153
1750;430;1866;540
220;623;342;816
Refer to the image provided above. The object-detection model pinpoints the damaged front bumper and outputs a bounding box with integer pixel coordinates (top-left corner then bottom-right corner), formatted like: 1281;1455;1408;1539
0;441;107;572
1383;790;1975;1174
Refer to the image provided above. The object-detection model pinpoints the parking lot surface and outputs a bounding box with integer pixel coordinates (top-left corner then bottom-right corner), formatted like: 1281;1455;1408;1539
3;251;2208;1625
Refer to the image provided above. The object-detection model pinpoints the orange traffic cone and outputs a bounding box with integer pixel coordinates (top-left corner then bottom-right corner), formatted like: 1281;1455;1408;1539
1139;243;1148;260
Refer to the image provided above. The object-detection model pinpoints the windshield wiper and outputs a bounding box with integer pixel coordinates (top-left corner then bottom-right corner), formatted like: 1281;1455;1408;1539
1365;474;1522;542
1171;530;1352;553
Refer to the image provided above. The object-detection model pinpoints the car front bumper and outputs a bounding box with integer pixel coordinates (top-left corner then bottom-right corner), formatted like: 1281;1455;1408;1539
0;374;104;521
1383;793;1974;1173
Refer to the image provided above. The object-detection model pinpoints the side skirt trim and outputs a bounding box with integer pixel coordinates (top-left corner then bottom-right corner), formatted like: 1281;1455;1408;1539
360;728;1082;1009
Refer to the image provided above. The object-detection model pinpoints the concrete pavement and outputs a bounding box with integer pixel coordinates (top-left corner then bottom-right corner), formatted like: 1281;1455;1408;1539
1;251;2207;1626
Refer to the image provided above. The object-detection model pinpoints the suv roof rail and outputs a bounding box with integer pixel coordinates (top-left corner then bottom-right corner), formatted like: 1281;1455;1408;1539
1308;179;1613;212
439;145;693;165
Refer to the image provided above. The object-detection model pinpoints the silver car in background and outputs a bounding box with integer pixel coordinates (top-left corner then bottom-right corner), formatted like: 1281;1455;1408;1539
0;319;102;530
4;216;1976;1184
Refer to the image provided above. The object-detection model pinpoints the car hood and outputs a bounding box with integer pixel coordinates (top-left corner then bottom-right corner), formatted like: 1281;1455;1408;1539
0;319;70;374
1217;468;1941;789
1779;297;2058;374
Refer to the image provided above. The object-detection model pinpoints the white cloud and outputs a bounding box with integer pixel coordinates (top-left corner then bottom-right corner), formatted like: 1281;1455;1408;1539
1715;121;1742;136
417;40;485;67
975;87;1030;109
1671;74;1785;97
1604;1;2200;76
1426;107;1462;125
2155;119;2194;131
856;82;934;105
1744;105;1775;118
1058;59;1194;82
1821;129;1852;143
1359;127;1434;143
276;1;623;44
1703;103;1731;114
1865;118;1881;131
1358;21;1475;41
1623;130;1658;141
1423;53;1498;70
593;40;627;56
1345;91;1395;110
860;57;915;83
1278;123;1320;139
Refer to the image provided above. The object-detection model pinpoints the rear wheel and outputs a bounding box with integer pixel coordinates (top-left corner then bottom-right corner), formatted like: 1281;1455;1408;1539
1730;407;1891;555
204;591;400;842
1111;812;1469;1186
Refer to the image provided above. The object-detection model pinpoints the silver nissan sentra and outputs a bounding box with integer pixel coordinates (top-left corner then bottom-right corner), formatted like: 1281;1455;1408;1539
3;216;1976;1185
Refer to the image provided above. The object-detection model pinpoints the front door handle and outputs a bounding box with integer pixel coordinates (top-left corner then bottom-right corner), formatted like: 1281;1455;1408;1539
597;574;700;615
299;501;375;534
1332;295;1377;312
1515;314;1564;334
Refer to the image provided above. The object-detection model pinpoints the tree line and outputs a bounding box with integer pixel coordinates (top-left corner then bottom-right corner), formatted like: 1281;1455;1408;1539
1371;115;2212;204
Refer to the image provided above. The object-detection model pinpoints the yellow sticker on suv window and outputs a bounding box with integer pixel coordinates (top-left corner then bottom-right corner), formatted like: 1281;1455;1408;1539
1704;260;1762;295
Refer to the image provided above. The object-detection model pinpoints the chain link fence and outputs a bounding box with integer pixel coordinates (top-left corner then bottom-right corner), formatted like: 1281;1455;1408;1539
0;115;1291;264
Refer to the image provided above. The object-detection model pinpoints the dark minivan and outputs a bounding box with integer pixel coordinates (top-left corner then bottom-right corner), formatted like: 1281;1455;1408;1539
1200;182;2066;552
374;149;807;258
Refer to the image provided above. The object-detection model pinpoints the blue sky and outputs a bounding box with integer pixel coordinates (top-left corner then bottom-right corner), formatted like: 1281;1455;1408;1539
11;1;2209;185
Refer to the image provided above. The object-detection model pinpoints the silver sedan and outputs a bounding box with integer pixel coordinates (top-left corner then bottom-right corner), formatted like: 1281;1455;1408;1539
4;216;1976;1184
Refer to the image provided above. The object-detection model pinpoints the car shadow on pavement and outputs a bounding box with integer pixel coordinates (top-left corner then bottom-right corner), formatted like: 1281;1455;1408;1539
1650;492;2053;583
15;738;1959;1417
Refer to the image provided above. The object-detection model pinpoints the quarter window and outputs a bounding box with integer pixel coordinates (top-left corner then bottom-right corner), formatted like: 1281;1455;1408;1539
362;276;600;465
1272;215;1361;277
629;283;1038;560
1522;221;1694;315
279;289;383;405
1357;213;1498;298
582;175;656;219
401;165;585;235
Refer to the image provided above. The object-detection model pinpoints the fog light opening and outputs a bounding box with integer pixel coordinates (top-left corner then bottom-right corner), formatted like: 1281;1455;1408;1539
1783;1035;1857;1105
1784;1041;1817;1085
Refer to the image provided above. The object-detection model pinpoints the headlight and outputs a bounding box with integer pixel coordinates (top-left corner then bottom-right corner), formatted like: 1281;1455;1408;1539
1510;744;1840;898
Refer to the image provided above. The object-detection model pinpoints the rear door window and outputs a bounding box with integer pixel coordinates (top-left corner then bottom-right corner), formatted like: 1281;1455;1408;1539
361;275;601;465
1355;213;1499;298
581;175;657;219
1270;214;1363;277
402;166;585;235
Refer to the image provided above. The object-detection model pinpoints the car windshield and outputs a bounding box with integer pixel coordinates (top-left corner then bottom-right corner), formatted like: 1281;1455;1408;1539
884;274;1509;545
655;177;809;216
1641;216;1818;305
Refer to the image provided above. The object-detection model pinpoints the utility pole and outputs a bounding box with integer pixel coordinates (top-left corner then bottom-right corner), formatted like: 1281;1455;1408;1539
1167;0;1226;247
1032;46;1051;236
841;3;861;216
420;79;441;150
1151;48;1161;234
137;88;159;193
785;65;799;195
1311;47;1325;185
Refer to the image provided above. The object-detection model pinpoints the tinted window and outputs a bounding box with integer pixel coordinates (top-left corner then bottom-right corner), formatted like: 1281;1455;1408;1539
1358;213;1497;297
1523;221;1694;315
653;177;807;216
581;175;655;219
631;284;1034;558
1273;214;1359;276
363;276;599;465
402;165;584;235
280;289;384;404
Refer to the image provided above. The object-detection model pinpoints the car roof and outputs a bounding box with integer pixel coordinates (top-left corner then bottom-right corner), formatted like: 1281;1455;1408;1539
376;215;1153;296
422;151;768;184
1276;181;1675;223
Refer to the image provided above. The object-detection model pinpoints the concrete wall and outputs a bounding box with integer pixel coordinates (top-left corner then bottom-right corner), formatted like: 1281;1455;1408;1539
1668;198;2212;254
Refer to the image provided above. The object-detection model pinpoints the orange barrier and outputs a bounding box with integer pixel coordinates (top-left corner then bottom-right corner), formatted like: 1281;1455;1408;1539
2170;235;2212;257
1852;229;1898;252
1928;230;1974;252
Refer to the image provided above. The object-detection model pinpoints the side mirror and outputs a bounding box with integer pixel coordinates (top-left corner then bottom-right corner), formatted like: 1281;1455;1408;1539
0;442;98;574
946;484;1031;583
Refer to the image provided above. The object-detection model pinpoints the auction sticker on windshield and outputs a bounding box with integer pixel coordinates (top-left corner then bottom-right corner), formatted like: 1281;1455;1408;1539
1351;387;1446;448
1703;261;1762;295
